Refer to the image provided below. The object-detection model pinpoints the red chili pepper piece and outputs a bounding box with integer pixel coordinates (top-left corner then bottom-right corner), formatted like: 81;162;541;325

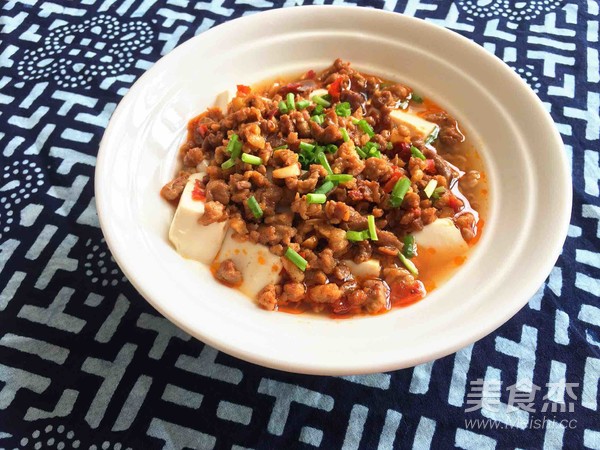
198;124;208;138
424;159;436;174
305;69;316;79
447;195;463;213
328;77;343;100
383;168;403;193
191;179;206;201
237;84;251;96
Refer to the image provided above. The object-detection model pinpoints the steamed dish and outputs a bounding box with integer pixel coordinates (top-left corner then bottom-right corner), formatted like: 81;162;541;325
161;59;487;315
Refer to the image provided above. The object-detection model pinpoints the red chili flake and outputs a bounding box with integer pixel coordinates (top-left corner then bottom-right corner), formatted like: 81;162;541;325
424;159;436;174
191;179;206;201
237;84;251;96
447;195;463;213
305;69;316;79
383;169;403;193
198;124;208;138
328;77;343;101
390;281;426;308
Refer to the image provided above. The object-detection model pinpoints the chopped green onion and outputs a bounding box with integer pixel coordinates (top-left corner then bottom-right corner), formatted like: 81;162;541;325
284;247;307;271
340;128;350;142
312;104;324;115
356;147;367;159
363;141;381;158
431;186;446;201
312;95;331;107
299;141;315;152
273;144;288;150
351;117;360;124
425;125;440;145
424;179;438;198
278;100;288;114
390;177;411;207
297;100;310;110
247;195;263;219
311;114;324;125
367;215;378;241
221;158;236;170
402;235;417;258
346;230;369;242
314;180;336;195
410;145;426;160
325;174;354;183
231;141;242;159
306;193;326;204
226;134;239;153
325;144;338;154
317;152;333;174
241;153;262;165
357;119;375;137
286;92;296;111
398;252;418;276
335;102;352;117
411;93;424;103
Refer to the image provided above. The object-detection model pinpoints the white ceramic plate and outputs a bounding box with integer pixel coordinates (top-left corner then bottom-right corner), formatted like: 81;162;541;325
96;6;571;375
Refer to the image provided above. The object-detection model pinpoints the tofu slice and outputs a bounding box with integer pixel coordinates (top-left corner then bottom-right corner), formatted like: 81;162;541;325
389;109;439;141
412;218;468;260
343;259;381;279
214;229;283;298
168;173;228;265
214;89;235;113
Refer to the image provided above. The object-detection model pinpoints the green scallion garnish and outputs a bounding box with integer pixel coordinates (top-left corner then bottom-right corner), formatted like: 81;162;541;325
410;145;426;160
317;152;333;174
314;180;336;195
284;247;307;271
431;186;446;200
273;144;288;150
367;215;378;241
241;153;262;166
299;141;315;152
325;144;338;154
286;92;296;111
425;125;440;145
221;158;236;170
278;100;288;114
226;134;239;153
398;252;418;276
357;119;375;137
411;93;424;103
311;114;325;125
390;177;411;207
325;174;354;183
424;179;438;198
340;128;350;142
346;230;369;242
297;99;310;110
247;195;263;219
312;95;331;107
312;104;324;115
356;147;367;159
362;141;381;158
335;102;352;117
306;193;327;204
402;235;417;259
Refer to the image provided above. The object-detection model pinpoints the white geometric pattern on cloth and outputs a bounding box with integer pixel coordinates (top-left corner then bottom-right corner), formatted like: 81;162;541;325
0;0;599;448
17;14;154;88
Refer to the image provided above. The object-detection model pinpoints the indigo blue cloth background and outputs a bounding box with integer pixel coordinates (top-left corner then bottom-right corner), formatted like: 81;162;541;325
0;1;599;449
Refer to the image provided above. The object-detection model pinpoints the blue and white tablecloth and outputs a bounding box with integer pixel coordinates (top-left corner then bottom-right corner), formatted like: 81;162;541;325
0;1;599;448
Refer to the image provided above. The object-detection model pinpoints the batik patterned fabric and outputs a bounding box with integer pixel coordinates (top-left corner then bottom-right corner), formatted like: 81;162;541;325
0;0;599;448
